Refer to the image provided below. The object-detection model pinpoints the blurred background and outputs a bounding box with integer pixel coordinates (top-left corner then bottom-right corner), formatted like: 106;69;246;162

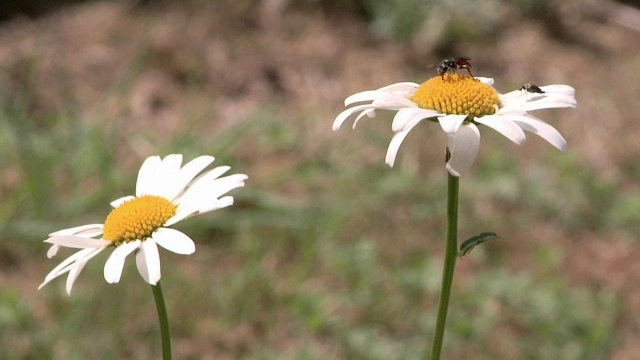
1;0;639;359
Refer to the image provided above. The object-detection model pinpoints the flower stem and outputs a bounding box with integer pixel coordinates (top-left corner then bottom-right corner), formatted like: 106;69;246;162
430;173;459;360
151;281;172;360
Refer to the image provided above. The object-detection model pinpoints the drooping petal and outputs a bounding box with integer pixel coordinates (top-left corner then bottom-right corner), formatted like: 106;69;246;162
352;108;376;128
136;240;161;285
104;241;140;284
63;247;104;295
47;245;60;258
136;156;161;197
345;82;418;106
66;261;87;295
39;247;107;290
385;130;412;167
511;114;567;151
345;90;384;106
391;108;440;132
49;224;104;237
446;124;481;177
334;92;418;131
151;228;195;255
475;115;527;145
437;114;468;134
45;236;111;249
333;104;380;130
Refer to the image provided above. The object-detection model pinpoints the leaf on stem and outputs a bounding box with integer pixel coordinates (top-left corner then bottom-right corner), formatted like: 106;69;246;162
458;232;499;256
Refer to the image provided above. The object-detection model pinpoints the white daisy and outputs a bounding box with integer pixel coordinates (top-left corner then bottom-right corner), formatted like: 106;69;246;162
39;154;247;295
333;74;576;176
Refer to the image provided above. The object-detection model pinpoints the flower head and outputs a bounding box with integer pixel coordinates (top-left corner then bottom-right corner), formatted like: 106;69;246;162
39;154;247;294
333;73;576;176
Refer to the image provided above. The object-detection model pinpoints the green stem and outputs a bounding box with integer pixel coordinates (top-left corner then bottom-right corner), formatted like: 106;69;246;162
430;173;459;360
151;281;172;360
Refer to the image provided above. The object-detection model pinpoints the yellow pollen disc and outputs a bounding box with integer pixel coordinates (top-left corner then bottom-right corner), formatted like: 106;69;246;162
103;195;177;244
411;73;500;118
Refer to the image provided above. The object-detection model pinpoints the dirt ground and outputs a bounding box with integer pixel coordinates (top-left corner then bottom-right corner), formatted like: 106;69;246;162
1;0;640;358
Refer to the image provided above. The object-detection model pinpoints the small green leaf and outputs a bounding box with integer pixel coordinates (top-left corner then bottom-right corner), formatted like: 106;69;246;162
458;232;499;256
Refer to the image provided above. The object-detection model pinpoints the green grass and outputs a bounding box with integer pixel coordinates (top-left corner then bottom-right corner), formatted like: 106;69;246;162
0;97;623;358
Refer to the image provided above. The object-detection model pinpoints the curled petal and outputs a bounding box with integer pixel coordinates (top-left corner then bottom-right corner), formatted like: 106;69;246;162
47;244;60;258
392;108;440;132
385;130;412;167
446;124;481;177
136;240;161;285
437;115;468;134
333;104;379;130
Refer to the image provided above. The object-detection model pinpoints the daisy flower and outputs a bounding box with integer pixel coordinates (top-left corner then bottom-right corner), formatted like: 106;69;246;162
333;73;576;176
39;154;247;295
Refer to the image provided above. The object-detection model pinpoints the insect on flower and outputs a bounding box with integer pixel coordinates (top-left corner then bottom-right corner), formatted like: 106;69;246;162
437;57;474;79
520;83;546;101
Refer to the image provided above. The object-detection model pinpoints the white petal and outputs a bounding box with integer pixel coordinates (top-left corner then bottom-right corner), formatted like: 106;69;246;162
167;196;234;226
49;224;104;237
160;154;183;172
149;154;184;199
63;248;105;295
539;84;575;96
197;166;231;182
477;77;495;86
345;90;383;106
45;236;111;249
437;115;468;134
475;115;527;145
333;104;382;130
377;81;420;93
39;247;106;290
446;124;481;177
162;156;216;202
391;108;440;131
65;261;87;295
136;240;161;285
104;241;140;284
42;248;98;284
136;156;161;197
501;84;576;111
174;174;245;215
110;196;135;208
511;115;567;151
385;131;411;167
47;244;60;258
151;228;195;254
352;108;376;128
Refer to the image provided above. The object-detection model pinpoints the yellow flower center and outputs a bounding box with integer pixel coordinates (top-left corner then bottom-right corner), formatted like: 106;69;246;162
103;195;177;244
411;73;500;119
